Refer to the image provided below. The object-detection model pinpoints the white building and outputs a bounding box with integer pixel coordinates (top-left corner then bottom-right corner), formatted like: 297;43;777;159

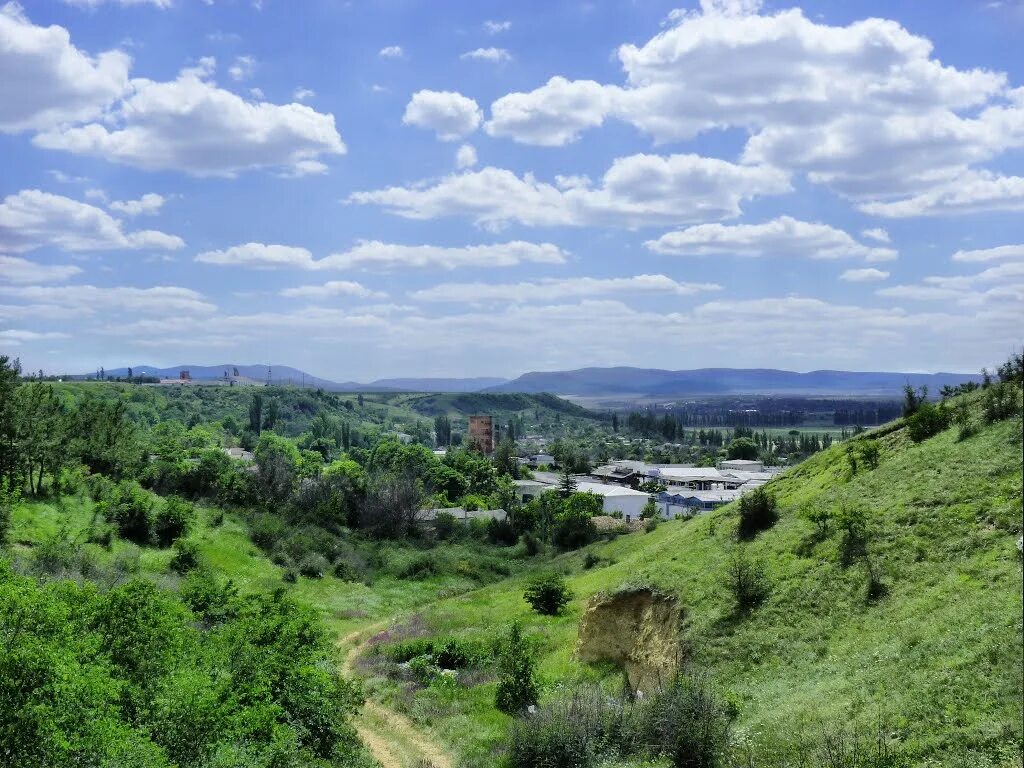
719;458;764;472
574;481;651;520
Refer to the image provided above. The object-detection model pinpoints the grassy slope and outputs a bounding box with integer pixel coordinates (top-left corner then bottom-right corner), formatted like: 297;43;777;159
371;413;1023;766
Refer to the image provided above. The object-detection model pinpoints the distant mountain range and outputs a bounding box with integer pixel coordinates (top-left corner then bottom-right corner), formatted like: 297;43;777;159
82;364;981;397
485;367;983;397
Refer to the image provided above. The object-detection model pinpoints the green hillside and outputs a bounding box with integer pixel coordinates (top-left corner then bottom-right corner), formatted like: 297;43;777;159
357;396;1023;767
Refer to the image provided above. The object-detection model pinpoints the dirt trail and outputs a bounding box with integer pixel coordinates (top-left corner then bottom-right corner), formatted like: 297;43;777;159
340;622;454;768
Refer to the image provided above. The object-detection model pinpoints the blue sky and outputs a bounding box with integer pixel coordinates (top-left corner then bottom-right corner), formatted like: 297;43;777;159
1;0;1022;381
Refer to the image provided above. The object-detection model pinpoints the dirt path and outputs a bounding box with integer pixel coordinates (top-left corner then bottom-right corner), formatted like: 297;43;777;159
340;622;454;768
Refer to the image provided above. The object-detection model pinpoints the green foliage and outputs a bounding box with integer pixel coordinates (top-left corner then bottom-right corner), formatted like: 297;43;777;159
726;547;770;613
0;478;19;546
104;480;156;545
523;571;572;616
906;401;950;442
552;496;598;551
727;436;759;460
645;515;660;533
153;496;194;546
495;622;538;714
169;538;201;574
736;487;778;539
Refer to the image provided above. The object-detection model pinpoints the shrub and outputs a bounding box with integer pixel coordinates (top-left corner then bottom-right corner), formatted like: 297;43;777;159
154;496;194;547
105;481;155;545
736;487;778;540
523;571;572;616
521;531;542;556
857;439;881;469
726;548;769;613
635;673;731;768
837;503;869;565
507;687;604;768
0;479;19;547
983;381;1022;423
169;539;200;574
249;512;286;551
645;515;660;533
433;511;459;541
487;517;518;546
640;498;660;519
582;551;601;569
906;402;950;442
495;622;538;714
297;552;330;579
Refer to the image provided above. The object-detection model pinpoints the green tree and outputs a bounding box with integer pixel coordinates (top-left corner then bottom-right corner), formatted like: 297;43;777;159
727;437;759;460
248;392;263;435
495;622;538;714
557;467;578;498
524;572;572;616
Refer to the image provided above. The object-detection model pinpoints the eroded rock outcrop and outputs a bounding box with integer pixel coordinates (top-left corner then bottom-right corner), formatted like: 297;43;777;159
576;586;683;692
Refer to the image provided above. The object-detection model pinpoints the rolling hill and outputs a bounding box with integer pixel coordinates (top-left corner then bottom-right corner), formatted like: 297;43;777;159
486;366;986;397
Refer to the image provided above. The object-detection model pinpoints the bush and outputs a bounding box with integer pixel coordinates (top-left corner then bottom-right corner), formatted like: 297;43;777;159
736;487;778;540
726;548;769;613
906;402;950;442
433;511;459;541
487;517;518;546
105;481;155;545
169;539;201;574
635;673;731;768
645;515;660;533
523;571;572;616
582;551;601;569
495;622;538;714
249;512;286;551
507;687;604;768
521;531;542;556
154;496;194;547
297;552;330;579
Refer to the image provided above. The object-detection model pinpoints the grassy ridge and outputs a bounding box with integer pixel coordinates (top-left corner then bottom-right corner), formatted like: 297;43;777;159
367;411;1022;766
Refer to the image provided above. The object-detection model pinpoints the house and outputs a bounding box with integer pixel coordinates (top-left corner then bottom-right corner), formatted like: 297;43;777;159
573;481;651;521
587;464;641;488
525;453;555;468
512;478;553;504
643;466;743;490
719;458;764;473
223;447;254;462
655;488;741;518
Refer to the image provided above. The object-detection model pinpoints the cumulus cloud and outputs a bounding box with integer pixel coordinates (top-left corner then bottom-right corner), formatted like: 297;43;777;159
0;284;215;314
0;255;82;283
196;242;316;269
861;228;891;243
410;274;721;303
402;90;482;141
644;216;896;261
0;189;184;252
33;59;347;176
877;258;1024;306
349;154;790;229
952;244;1024;262
0;328;70;345
455;143;477;169
484;20;511;34
293;87;315;102
378;45;403;58
858;171;1024;217
196;239;569;272
280;281;385;299
0;3;131;132
484;2;1023;204
228;54;256;81
108;192;165;216
461;47;510;63
840;268;890;282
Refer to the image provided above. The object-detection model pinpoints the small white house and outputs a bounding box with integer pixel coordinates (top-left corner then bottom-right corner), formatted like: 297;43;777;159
512;478;553;504
574;481;650;521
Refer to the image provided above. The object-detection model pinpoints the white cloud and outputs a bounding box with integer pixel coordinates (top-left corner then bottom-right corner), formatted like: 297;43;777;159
877;259;1024;305
378;45;403;59
60;0;172;7
484;3;1023;204
280;281;385;299
249;86;265;100
461;47;510;63
0;284;215;314
0;3;131;132
644;216;896;261
228;54;256;81
196;242;316;269
858;171;1024;217
0;189;184;252
323;240;568;271
840;268;890;282
952;244;1024;262
47;170;89;184
402;90;482;141
108;192;165;216
349;154;790;229
0;255;82;283
0;329;70;345
455;143;477;169
411;274;721;303
196;240;569;272
861;228;891;243
33;60;346;177
293;87;315;102
484;20;511;34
